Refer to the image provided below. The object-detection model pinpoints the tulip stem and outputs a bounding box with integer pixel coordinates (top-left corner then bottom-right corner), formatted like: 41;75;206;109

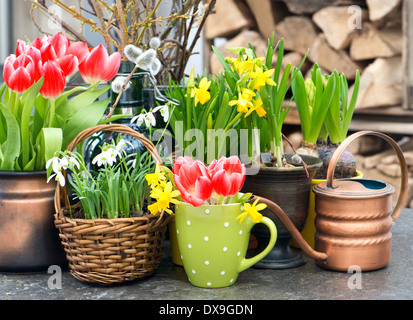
48;99;56;127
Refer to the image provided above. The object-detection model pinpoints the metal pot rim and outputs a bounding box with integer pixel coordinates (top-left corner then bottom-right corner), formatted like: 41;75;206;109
0;170;47;177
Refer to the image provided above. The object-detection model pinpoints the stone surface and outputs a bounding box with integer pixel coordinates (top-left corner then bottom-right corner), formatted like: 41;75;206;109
274;16;318;56
350;23;402;60
312;6;368;50
353;56;403;109
1;208;413;303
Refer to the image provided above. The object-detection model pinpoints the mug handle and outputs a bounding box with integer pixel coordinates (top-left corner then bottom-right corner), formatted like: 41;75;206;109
238;217;277;272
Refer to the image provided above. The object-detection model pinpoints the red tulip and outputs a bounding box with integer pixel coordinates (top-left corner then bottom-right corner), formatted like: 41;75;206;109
48;32;70;59
173;159;213;207
66;42;89;65
3;54;35;93
78;44;121;84
38;61;66;99
209;156;246;197
15;40;42;80
172;156;194;175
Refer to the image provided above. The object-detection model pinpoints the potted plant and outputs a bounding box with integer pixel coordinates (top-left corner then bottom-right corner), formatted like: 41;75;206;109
291;64;362;248
0;32;121;271
210;34;323;269
52;124;172;285
147;155;277;288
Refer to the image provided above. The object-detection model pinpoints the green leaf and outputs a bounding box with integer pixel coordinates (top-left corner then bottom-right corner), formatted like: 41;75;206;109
36;127;62;171
65;85;110;118
62;97;110;149
20;77;44;167
0;102;21;170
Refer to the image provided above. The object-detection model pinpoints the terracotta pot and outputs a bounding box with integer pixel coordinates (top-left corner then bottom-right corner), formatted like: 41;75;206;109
0;171;66;271
242;153;322;269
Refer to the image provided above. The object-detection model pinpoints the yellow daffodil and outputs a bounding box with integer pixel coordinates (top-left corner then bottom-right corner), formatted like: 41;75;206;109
236;198;267;223
241;88;256;100
194;77;211;105
250;67;277;90
229;92;253;114
235;57;265;75
245;97;266;118
145;164;166;187
236;60;254;75
148;181;181;215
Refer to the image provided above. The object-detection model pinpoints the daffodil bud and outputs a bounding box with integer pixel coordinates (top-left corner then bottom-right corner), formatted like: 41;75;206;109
207;113;213;129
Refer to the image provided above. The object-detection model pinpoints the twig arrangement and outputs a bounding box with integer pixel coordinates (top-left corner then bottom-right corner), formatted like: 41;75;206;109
29;0;216;84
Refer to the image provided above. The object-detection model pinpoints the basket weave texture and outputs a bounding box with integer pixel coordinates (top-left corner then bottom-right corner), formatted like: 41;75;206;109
53;124;171;285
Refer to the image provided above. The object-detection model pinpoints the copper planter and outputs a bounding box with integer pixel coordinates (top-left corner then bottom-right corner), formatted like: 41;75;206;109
0;171;66;271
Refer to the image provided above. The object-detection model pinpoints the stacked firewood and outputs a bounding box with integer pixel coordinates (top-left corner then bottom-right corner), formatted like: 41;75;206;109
205;0;403;109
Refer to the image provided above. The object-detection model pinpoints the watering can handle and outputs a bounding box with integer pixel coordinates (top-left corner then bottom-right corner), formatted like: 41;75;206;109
252;196;329;264
326;130;409;222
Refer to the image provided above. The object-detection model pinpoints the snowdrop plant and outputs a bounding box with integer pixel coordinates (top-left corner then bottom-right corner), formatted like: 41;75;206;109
47;137;157;219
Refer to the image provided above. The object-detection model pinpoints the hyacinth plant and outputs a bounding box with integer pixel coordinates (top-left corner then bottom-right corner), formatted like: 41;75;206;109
147;155;267;223
319;68;361;178
0;32;122;171
47;137;160;219
212;34;307;167
291;63;336;158
292;63;360;178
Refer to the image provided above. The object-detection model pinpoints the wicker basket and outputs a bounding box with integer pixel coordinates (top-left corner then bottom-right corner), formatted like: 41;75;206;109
53;124;171;285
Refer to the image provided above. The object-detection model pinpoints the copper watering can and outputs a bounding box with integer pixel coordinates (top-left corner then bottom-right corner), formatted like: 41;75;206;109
254;131;408;272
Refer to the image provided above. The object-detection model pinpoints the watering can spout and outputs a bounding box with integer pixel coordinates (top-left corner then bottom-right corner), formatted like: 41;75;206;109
252;196;329;264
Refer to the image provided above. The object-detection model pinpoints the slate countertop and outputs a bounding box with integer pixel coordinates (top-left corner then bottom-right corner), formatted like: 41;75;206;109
1;208;413;302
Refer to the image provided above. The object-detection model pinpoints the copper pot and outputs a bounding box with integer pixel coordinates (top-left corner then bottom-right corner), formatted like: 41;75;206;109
0;171;66;271
253;131;408;272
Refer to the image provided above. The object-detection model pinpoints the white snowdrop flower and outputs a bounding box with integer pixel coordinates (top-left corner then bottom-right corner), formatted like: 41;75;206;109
92;148;119;167
59;157;69;170
131;112;156;128
135;49;157;70
46;157;61;173
131;113;146;127
149;37;161;50
47;170;65;187
111;76;130;94
153;105;169;122
68;156;80;170
126;158;137;168
105;147;120;166
124;44;142;63
144;112;156;127
149;57;162;75
116;139;133;155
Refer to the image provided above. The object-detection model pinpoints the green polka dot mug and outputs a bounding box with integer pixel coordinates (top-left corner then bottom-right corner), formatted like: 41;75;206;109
175;200;277;288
